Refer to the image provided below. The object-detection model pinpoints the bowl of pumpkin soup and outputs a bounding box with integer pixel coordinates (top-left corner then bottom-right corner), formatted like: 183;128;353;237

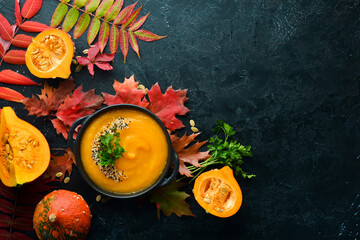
68;104;179;198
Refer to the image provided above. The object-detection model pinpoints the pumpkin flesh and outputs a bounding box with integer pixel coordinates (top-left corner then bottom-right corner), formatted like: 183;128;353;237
0;107;50;186
193;166;243;218
25;29;74;79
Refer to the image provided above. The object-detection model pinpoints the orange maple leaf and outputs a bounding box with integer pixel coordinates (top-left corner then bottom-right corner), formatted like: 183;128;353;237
43;148;76;181
170;132;211;177
102;75;149;108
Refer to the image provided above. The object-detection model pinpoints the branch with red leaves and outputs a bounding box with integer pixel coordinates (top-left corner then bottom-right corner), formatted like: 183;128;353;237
0;0;51;102
51;0;166;63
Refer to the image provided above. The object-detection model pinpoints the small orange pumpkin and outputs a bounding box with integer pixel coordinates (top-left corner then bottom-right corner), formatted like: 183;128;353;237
33;190;92;240
25;29;74;79
193;166;243;218
0;107;50;187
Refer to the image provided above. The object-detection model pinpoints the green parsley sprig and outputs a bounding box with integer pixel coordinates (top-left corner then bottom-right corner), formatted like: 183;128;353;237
188;120;255;181
98;126;125;166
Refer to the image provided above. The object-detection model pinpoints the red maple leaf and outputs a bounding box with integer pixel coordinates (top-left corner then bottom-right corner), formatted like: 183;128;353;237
43;148;76;181
56;85;104;126
147;83;189;131
170;132;211;177
102;75;149;108
22;77;75;117
76;43;114;77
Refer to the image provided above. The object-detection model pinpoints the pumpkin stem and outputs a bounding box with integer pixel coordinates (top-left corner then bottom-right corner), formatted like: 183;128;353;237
49;213;57;223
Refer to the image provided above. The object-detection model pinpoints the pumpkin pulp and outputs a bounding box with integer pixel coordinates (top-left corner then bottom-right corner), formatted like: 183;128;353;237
25;29;74;79
0;107;50;186
193;166;243;218
80;108;169;194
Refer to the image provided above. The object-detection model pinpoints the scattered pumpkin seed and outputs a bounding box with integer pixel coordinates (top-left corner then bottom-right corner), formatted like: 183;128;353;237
64;177;70;184
191;126;199;133
101;196;110;203
190;120;195;127
96;194;102;202
75;64;82;72
82;49;89;54
137;84;145;90
72;59;78;65
55;172;63;178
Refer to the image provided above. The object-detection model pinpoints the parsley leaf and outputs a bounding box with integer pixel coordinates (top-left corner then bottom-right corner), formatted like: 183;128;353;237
98;126;125;166
188;120;255;181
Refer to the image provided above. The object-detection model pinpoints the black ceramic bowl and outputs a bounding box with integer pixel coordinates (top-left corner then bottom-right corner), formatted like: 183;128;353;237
68;104;179;198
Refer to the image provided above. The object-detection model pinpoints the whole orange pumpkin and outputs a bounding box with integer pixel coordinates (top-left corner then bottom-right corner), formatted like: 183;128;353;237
33;190;91;239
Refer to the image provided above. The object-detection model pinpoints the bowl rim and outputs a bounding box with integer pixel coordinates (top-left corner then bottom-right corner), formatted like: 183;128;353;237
70;104;175;198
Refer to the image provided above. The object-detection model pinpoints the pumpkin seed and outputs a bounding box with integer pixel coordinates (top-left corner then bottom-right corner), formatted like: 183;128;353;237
191;127;199;133
190;120;195;127
96;194;102;202
5;144;10;154
55;172;63;178
64;177;70;184
3;133;8;143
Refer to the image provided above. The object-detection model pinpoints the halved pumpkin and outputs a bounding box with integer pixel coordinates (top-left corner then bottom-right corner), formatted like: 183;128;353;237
25;29;74;79
193;166;243;218
0;107;50;186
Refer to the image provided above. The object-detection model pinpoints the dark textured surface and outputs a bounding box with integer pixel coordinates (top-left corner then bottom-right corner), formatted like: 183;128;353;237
1;0;360;239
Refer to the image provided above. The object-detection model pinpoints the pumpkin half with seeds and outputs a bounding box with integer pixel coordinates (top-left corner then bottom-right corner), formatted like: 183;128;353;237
0;107;50;187
25;29;74;79
33;190;92;240
193;166;243;218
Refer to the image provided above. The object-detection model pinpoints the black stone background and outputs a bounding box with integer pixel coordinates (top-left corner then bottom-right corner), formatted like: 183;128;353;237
1;0;360;239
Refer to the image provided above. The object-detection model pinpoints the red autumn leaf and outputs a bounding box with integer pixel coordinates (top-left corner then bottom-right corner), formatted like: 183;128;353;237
15;205;36;219
0;69;38;85
128;30;140;58
98;21;110;53
11;34;33;48
76;56;91;65
19;21;51;32
0;198;14;214
0;27;14;55
149;180;195;219
122;6;142;29
94;53;114;62
51;118;70;139
12;218;33;231
0;86;25;102
0;214;13;228
113;1;138;25
87;63;95;76
14;0;22;26
0;229;33;240
3;50;26;65
95;61;113;71
0;13;13;41
56;86;104;126
170;132;210;176
0;43;5;58
88;43;100;60
0;182;16;200
43;148;76;181
129;12;150;31
119;27;128;63
102;75;149;108
21;0;43;19
147;83;189;131
134;29;167;42
22;77;76;117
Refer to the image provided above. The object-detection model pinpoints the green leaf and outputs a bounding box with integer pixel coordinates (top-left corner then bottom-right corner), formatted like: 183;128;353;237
73;13;91;39
95;0;114;18
113;1;137;25
62;7;79;33
149;181;195;219
85;0;100;13
109;25;120;54
128;30;139;58
98;21;110;53
98;126;125;166
133;29;167;42
129;12;149;32
122;6;142;29
119;27;128;63
74;0;89;8
105;0;123;21
50;3;68;28
87;17;101;45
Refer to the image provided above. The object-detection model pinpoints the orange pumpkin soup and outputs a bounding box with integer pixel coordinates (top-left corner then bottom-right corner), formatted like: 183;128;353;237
80;108;169;193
